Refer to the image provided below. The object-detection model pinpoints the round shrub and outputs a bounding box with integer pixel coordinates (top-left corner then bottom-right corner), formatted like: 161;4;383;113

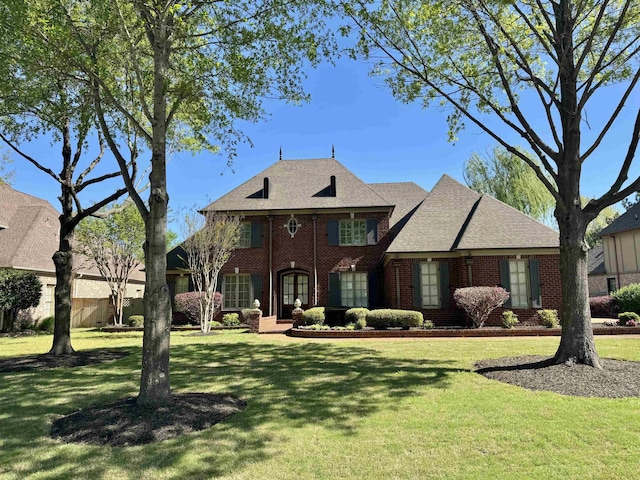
301;307;325;325
618;311;640;326
174;292;205;324
537;309;559;328
422;319;434;329
38;316;55;333
365;309;423;329
222;313;240;326
612;284;640;313
501;310;519;329
127;315;144;327
345;308;369;324
355;318;367;330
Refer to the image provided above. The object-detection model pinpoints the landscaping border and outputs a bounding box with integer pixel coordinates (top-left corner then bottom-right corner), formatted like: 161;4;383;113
288;326;640;338
98;325;248;333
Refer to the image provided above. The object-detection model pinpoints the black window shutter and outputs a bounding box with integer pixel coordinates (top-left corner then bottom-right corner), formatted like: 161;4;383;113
500;260;512;308
251;222;263;248
251;274;263;306
327;220;339;246
529;259;541;308
328;272;341;307
366;219;378;245
439;262;450;308
412;263;422;309
368;270;379;308
215;273;223;293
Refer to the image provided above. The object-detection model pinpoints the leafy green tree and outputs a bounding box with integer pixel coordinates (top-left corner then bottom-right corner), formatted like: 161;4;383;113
33;0;337;405
0;151;14;185
76;204;145;326
0;2;139;354
0;270;42;332
347;0;640;367
464;147;555;224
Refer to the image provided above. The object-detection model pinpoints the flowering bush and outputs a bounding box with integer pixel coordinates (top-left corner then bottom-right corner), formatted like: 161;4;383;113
453;286;510;328
174;291;222;324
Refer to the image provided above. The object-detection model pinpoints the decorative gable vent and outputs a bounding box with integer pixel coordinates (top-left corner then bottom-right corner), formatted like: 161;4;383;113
263;177;270;199
330;175;336;197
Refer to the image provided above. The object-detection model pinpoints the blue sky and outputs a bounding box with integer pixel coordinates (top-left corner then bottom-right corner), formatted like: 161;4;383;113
7;54;639;235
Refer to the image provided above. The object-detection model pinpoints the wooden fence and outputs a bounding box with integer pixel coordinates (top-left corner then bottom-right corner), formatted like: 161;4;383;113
71;298;110;328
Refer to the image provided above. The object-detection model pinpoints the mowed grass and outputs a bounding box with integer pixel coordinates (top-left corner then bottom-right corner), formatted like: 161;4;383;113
1;331;640;480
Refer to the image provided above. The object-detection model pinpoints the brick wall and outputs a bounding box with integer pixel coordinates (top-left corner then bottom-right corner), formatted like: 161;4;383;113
387;254;562;327
217;211;391;316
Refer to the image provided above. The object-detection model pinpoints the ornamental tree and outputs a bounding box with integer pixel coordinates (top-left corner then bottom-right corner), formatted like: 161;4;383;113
454;286;510;328
347;0;640;367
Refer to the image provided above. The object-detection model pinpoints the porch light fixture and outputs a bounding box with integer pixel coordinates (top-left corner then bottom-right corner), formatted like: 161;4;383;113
285;215;301;238
350;264;356;271
290;261;296;269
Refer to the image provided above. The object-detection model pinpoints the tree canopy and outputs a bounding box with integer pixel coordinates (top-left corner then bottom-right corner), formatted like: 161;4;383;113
347;0;640;367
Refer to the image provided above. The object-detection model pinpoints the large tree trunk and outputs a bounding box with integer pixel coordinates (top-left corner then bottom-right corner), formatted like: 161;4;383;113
137;18;172;407
552;200;601;367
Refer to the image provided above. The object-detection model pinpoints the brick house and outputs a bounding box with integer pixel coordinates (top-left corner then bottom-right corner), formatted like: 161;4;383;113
167;158;561;326
588;202;640;296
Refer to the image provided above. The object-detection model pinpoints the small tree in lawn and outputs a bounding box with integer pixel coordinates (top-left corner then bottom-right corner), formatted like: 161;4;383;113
180;212;241;333
454;287;510;328
0;270;42;332
75;203;145;326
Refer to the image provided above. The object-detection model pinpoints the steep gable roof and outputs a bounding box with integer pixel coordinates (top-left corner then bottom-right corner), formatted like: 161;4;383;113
455;195;559;249
202;158;393;213
387;174;559;253
598;201;640;237
368;182;428;228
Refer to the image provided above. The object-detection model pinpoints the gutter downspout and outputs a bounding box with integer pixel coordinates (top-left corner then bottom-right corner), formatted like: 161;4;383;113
268;215;273;316
313;215;318;305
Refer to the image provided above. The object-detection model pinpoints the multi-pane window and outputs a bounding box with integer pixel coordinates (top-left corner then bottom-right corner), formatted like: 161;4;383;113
175;276;189;295
223;274;251;309
420;263;439;307
509;260;529;308
339;220;366;246
341;272;368;307
237;223;251;248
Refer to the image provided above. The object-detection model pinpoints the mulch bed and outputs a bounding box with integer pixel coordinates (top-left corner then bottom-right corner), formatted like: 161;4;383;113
475;355;640;398
0;349;130;373
50;393;246;446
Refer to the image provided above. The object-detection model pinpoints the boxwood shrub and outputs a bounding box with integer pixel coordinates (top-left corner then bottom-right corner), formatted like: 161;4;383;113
618;311;640;326
366;309;423;329
222;313;240;326
537;309;559;328
612;284;640;313
345;308;369;324
301;307;325;325
127;315;144;327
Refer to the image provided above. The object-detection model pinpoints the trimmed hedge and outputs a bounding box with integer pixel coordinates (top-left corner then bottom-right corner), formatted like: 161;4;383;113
618;311;640;326
589;295;618;319
366;309;423;329
612;284;640;313
222;313;240;326
127;315;144;327
38;316;55;333
301;307;325;325
345;308;369;324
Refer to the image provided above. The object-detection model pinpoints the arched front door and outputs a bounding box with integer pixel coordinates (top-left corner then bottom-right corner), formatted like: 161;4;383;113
280;271;310;319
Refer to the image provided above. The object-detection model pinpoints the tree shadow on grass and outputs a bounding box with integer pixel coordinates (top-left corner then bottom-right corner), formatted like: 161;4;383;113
0;338;461;479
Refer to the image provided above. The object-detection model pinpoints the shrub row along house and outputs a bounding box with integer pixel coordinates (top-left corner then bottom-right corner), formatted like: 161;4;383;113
0;183;145;328
167;157;561;326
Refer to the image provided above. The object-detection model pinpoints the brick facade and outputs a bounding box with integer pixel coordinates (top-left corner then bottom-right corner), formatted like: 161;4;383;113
385;253;562;327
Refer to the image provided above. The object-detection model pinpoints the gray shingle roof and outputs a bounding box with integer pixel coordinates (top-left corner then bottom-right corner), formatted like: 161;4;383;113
598;201;640;237
588;244;606;275
0;184;145;281
368;182;428;228
202;158;393;213
387;174;559;253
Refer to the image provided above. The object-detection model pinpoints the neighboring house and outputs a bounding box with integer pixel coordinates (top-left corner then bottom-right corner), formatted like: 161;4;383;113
589;202;640;296
0;183;145;326
167;157;561;326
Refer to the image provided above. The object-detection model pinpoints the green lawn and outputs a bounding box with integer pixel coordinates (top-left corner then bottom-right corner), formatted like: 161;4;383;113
1;330;639;480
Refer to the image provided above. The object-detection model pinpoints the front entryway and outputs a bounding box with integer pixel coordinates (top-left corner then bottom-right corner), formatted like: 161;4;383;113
280;271;310;319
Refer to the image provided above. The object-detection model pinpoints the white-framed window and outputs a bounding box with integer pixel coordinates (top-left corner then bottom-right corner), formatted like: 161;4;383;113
340;272;368;307
223;274;251;309
175;276;189;295
339;219;366;246
237;223;251;248
509;260;529;308
420;263;439;307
